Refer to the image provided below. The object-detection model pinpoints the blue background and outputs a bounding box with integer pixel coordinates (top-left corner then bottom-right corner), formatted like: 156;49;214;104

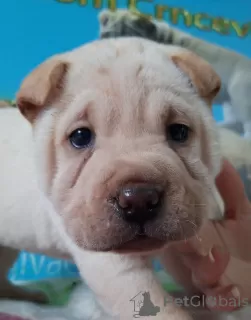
0;0;250;281
1;0;251;99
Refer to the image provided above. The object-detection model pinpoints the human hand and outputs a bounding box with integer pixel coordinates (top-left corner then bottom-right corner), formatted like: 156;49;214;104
174;160;251;311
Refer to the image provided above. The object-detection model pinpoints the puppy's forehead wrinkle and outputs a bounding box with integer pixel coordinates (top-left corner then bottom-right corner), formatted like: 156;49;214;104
59;39;206;138
61;75;200;141
64;39;190;89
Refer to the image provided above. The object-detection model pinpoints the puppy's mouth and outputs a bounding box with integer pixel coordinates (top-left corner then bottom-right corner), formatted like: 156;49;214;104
113;230;166;253
115;236;165;253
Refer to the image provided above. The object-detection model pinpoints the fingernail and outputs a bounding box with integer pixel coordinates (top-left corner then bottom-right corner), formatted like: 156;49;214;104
197;236;202;242
209;248;215;263
189;237;208;256
197;242;209;257
231;287;240;299
199;247;209;257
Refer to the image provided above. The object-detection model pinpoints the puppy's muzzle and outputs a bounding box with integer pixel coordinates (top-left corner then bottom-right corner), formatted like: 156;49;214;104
112;183;163;226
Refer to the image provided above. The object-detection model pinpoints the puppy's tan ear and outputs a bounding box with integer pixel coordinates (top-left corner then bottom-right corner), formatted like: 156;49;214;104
16;58;69;123
171;51;221;104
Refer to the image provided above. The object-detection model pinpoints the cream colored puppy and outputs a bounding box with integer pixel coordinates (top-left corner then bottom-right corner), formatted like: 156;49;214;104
0;37;251;319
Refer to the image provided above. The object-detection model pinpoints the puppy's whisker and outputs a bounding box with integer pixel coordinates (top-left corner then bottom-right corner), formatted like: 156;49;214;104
185;219;199;241
186;204;207;207
185;219;197;229
208;186;225;219
180;222;187;243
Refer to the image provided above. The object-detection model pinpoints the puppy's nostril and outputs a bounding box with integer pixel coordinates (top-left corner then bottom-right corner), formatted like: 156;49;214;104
115;184;163;225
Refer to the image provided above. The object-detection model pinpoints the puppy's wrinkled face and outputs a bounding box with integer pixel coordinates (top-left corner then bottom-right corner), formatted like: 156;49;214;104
17;38;221;253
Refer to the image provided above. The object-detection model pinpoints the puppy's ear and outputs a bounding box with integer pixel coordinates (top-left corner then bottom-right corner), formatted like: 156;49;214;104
171;51;221;104
16;57;69;123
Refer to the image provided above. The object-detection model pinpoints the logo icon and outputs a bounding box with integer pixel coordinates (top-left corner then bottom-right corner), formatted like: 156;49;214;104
130;291;160;318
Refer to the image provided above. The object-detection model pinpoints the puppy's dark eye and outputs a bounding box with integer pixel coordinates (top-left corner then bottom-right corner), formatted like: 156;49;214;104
167;124;189;143
69;128;94;149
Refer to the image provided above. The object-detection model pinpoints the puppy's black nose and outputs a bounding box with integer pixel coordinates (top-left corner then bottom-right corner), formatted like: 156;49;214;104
115;184;163;225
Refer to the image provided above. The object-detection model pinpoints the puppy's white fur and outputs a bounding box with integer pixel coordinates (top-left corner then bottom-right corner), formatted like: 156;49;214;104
1;38;251;319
